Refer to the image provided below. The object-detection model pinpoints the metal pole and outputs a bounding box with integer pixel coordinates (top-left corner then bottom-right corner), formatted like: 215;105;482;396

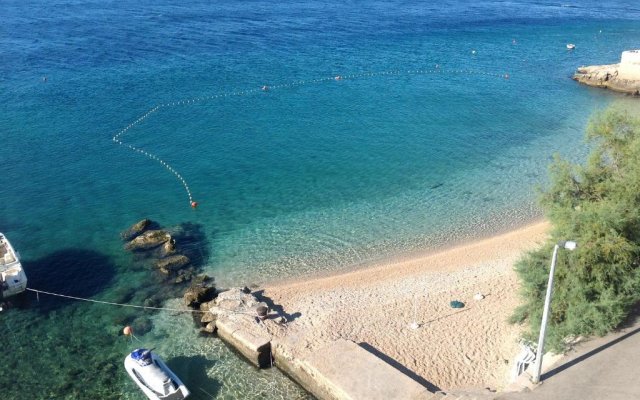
532;244;560;384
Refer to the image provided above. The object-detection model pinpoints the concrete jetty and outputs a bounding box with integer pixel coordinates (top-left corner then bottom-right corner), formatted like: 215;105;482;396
216;315;272;368
202;288;444;400
273;338;434;400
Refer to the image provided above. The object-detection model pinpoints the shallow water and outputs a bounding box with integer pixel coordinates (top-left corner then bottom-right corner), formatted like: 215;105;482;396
2;1;640;398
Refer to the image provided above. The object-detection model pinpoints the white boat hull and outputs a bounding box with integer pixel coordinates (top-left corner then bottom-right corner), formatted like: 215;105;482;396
0;233;27;299
124;349;190;400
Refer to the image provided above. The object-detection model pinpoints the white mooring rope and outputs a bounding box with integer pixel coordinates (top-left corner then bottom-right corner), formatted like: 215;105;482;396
26;288;205;313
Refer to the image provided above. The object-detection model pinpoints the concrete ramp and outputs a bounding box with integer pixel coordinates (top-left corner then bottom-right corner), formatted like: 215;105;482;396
301;339;434;400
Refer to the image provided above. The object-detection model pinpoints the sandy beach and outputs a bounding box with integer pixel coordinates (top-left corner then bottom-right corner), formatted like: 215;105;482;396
262;221;550;391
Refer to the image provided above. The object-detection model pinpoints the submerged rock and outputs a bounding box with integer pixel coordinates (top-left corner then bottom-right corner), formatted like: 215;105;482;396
125;230;171;251
132;316;154;336
120;219;152;241
155;254;190;274
174;267;196;284
159;238;177;257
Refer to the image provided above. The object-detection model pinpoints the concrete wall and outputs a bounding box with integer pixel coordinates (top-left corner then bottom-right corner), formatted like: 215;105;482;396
620;50;640;80
273;339;435;400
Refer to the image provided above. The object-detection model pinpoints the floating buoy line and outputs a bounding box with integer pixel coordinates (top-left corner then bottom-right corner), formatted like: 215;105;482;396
112;67;511;208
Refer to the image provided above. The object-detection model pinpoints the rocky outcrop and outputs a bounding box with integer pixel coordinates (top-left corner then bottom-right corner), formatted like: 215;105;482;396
193;288;286;367
121;220;209;287
573;64;640;95
182;277;218;335
155;255;190;274
120;219;152;241
124;230;171;251
159;238;177;257
183;277;216;308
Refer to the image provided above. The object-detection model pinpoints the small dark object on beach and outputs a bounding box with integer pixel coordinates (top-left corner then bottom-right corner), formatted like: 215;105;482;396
256;304;269;320
450;300;465;309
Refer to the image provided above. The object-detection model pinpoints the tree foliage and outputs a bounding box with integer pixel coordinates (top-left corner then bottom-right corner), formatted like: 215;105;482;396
512;108;640;351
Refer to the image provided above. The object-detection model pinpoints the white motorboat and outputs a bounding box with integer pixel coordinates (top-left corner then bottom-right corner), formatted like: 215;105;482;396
124;348;190;400
0;233;27;299
567;43;576;50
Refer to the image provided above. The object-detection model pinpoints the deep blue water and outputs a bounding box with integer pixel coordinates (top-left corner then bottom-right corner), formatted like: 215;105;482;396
2;1;640;398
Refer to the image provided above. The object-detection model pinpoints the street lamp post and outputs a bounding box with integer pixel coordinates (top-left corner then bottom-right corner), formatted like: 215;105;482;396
531;240;577;384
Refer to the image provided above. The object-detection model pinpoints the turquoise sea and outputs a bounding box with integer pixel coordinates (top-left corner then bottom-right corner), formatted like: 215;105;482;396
2;1;640;398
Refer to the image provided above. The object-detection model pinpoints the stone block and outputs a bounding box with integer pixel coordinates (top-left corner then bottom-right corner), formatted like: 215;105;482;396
216;316;272;368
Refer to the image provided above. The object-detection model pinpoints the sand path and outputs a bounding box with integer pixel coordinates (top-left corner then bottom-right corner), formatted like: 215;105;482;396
262;221;549;391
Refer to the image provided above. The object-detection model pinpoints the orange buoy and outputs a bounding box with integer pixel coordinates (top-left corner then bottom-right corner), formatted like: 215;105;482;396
123;326;133;336
191;201;198;209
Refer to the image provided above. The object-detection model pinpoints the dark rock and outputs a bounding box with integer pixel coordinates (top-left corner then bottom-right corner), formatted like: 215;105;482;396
174;268;195;284
143;296;162;308
183;282;217;308
121;219;152;241
125;230;171;251
193;274;212;285
112;287;136;304
155;255;190;274
132;316;154;336
159;238;177;257
113;312;136;327
241;286;252;294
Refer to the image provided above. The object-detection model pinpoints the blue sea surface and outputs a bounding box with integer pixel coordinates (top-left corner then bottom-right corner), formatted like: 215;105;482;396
2;1;640;398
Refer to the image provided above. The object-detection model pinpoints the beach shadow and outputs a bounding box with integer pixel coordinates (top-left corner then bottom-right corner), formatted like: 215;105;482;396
166;355;220;399
542;303;640;381
23;248;116;312
358;342;441;393
252;290;302;322
541;325;640;381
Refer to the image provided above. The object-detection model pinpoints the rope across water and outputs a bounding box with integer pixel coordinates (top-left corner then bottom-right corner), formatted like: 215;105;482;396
26;287;205;313
26;287;269;318
112;68;510;208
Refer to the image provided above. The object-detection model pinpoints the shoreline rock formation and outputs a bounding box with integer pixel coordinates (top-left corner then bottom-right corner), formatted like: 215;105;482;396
573;64;640;95
121;219;196;284
189;287;284;367
573;50;640;95
120;218;154;241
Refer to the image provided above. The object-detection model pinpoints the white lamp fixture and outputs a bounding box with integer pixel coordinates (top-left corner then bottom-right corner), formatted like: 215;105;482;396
531;240;577;384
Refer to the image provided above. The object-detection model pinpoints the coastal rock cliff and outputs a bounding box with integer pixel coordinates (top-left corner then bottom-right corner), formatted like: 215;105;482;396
573;64;640;95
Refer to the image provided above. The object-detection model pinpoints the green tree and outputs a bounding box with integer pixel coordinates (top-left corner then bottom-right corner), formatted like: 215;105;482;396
511;108;640;351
